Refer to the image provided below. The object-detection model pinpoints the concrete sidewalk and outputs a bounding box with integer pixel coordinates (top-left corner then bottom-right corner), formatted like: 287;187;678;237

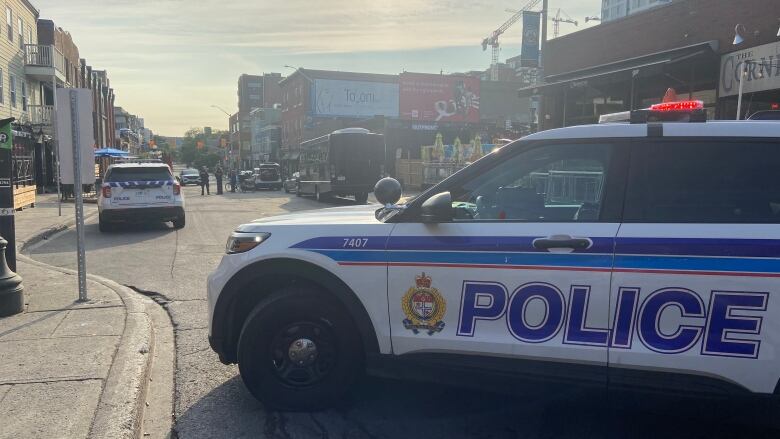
0;196;160;439
14;193;98;253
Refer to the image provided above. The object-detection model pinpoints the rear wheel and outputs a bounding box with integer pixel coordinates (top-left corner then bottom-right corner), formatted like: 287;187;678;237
98;214;113;233
354;192;369;204
237;287;363;411
173;215;185;229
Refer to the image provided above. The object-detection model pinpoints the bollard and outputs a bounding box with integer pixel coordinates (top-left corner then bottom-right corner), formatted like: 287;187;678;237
0;237;23;317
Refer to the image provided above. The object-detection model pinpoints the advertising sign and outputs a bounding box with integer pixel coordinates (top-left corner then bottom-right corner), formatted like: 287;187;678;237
399;73;480;123
311;79;399;118
521;11;541;68
719;41;780;97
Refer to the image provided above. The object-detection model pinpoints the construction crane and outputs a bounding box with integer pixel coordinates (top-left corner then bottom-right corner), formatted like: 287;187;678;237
482;0;542;81
551;9;577;38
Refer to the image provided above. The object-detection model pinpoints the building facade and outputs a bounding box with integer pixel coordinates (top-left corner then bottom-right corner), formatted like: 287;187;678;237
249;107;281;165
524;0;780;130
234;73;283;168
601;0;672;22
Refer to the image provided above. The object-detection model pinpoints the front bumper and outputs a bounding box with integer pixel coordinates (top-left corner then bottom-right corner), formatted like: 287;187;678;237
101;206;184;222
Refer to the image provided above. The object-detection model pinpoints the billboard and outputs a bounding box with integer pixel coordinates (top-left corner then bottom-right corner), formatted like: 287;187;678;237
521;11;541;68
311;79;399;118
399;73;480;123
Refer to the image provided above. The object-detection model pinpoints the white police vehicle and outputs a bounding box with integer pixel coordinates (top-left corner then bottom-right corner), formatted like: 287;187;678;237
98;162;185;232
207;101;780;414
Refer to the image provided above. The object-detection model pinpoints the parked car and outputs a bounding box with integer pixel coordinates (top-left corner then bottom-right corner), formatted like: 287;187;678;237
99;163;185;232
254;163;283;190
283;172;299;193
179;168;201;186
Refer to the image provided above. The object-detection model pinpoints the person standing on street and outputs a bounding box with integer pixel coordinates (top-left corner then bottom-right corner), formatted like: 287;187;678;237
215;165;224;195
229;168;237;193
199;166;210;196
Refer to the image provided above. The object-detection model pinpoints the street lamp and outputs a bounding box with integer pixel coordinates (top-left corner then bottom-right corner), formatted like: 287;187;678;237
210;104;232;117
283;65;314;83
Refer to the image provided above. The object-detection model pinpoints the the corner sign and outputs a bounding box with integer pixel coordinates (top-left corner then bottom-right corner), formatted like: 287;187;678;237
719;41;780;97
0;178;10;187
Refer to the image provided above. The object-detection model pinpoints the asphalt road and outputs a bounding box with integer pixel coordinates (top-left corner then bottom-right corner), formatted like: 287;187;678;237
27;182;776;438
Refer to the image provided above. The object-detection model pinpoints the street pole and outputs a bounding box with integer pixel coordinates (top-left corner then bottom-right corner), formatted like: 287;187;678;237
69;90;87;301
736;61;748;120
0;116;23;317
0;117;17;271
52;71;61;216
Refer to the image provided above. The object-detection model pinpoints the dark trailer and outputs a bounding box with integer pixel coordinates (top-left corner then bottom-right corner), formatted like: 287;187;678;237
298;128;385;203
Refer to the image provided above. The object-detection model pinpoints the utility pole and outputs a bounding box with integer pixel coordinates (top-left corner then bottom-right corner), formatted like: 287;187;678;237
539;0;549;131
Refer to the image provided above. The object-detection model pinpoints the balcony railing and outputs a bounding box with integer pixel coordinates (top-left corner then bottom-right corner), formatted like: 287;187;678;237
24;44;65;74
28;105;54;125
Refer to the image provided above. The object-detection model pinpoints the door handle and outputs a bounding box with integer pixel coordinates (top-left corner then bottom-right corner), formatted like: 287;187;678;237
533;235;593;251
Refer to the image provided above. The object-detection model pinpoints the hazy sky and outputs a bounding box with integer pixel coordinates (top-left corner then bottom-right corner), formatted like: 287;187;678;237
33;0;601;136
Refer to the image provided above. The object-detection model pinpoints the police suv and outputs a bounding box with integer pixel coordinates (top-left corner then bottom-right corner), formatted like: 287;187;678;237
98;162;185;232
207;101;780;414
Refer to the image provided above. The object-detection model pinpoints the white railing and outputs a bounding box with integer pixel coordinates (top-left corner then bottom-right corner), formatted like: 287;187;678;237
28;105;54;125
24;44;65;74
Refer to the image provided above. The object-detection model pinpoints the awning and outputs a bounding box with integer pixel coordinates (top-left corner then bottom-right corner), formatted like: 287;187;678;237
519;40;719;98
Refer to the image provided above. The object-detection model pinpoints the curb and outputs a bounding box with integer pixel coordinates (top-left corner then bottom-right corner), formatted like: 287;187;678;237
18;210;99;253
17;254;157;439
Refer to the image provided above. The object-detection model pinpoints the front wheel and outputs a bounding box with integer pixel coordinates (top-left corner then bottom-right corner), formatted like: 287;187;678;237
354;192;369;204
237;287;363;411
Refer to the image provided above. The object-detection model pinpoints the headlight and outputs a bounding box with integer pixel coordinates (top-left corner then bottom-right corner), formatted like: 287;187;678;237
226;232;270;254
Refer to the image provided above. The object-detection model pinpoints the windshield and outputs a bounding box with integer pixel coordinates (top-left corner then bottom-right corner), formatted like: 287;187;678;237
16;1;771;438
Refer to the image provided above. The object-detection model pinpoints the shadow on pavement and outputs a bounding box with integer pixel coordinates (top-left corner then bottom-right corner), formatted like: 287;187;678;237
174;374;776;439
28;221;175;254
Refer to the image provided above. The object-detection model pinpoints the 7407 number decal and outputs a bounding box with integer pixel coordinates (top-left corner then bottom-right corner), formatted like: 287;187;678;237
342;238;369;248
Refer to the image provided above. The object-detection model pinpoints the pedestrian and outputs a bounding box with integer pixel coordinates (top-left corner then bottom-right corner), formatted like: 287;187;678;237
229;168;237;193
215;165;224;195
199;166;210;196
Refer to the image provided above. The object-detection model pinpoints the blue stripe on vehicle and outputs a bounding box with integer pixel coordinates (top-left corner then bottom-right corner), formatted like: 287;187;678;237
614;254;780;274
310;249;614;269
616;237;780;258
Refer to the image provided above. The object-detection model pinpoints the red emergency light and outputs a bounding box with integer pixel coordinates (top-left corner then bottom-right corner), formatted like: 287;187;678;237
649;100;704;112
771;103;779;110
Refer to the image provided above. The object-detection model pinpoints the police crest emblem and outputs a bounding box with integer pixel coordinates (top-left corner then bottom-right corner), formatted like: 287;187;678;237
402;273;446;335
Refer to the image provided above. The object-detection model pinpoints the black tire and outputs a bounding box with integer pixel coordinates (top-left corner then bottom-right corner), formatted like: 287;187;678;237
354;192;369;204
173;215;185;229
315;186;326;202
237;287;363;411
98;214;113;233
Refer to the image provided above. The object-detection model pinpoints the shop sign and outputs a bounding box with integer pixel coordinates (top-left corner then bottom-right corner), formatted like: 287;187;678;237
311;79;399;118
400;73;480;123
719;41;780;97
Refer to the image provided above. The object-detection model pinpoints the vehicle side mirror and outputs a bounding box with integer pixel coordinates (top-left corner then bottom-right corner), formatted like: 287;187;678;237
421;192;453;223
374;177;402;205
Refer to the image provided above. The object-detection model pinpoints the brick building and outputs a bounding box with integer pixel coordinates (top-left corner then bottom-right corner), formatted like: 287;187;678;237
521;0;780;130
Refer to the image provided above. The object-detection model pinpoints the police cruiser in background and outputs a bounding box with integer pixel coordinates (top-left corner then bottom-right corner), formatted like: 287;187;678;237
207;100;780;420
98;162;185;232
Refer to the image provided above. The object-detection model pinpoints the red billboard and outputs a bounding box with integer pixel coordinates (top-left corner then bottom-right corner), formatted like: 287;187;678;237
399;73;480;123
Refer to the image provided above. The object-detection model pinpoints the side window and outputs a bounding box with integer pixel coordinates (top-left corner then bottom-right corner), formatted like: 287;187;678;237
448;143;613;222
624;141;780;223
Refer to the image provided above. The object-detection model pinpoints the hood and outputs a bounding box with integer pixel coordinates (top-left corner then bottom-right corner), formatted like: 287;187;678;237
237;204;382;230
